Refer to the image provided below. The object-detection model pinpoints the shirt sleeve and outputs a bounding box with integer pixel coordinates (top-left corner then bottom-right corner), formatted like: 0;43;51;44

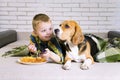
49;37;65;63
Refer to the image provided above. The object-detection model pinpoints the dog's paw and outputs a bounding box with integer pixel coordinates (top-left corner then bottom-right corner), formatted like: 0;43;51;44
80;64;90;70
62;64;71;70
62;61;71;70
80;59;92;70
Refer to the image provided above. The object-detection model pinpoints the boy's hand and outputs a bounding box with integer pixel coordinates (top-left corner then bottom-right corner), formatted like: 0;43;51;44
40;48;50;59
28;44;37;53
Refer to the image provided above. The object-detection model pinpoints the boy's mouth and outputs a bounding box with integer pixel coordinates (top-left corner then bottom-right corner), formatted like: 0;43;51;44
45;35;52;38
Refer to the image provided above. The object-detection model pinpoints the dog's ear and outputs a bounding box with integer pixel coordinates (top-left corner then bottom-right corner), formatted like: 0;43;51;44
72;21;84;45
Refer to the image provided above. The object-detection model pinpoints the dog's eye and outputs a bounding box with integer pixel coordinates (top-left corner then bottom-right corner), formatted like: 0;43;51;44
65;24;69;28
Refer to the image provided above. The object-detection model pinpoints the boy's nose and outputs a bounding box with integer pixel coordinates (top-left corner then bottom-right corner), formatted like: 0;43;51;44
54;29;59;34
47;30;52;34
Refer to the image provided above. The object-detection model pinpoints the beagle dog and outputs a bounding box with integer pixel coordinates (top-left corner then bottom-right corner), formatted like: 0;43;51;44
54;20;94;70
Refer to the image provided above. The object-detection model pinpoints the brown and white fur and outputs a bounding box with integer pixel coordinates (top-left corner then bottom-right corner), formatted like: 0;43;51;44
54;20;94;70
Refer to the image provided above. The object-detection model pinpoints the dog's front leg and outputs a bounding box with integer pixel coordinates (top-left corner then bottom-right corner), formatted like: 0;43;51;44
62;60;71;70
62;53;72;70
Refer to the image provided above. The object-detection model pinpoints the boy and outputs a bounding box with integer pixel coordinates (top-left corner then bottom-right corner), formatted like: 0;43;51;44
28;13;64;63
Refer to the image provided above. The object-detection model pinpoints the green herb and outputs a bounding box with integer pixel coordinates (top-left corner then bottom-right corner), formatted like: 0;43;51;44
2;45;29;57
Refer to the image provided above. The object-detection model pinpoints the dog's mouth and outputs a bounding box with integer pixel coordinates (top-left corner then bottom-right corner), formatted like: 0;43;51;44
54;29;66;42
56;36;66;42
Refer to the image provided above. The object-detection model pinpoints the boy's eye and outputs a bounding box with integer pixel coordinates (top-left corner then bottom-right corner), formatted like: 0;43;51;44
41;30;46;32
49;27;53;30
65;24;69;28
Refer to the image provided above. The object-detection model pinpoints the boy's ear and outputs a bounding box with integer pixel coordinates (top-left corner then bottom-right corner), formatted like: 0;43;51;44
33;31;38;36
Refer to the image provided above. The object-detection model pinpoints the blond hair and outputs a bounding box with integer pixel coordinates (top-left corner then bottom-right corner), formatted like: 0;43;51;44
32;13;50;30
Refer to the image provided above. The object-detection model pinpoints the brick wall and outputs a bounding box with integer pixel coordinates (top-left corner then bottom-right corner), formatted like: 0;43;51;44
0;0;120;33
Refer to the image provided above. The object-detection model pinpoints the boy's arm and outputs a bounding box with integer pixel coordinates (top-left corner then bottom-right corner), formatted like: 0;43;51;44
41;48;61;63
28;34;37;53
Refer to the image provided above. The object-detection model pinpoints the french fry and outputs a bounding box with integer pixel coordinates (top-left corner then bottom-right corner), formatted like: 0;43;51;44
20;57;46;63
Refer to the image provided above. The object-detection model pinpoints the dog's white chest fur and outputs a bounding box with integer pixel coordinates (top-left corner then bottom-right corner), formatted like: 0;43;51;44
66;42;86;62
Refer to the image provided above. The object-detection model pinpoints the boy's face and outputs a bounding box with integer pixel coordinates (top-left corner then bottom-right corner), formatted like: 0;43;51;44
35;21;53;41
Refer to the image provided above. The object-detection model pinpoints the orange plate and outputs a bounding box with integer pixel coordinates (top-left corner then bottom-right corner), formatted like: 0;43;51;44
17;57;47;65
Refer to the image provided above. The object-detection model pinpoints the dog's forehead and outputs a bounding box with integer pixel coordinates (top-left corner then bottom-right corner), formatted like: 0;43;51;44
61;21;76;27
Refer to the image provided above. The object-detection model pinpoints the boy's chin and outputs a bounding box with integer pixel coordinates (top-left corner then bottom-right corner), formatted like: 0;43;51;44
43;38;51;41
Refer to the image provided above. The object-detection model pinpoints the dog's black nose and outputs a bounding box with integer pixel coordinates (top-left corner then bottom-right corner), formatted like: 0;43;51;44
54;29;59;34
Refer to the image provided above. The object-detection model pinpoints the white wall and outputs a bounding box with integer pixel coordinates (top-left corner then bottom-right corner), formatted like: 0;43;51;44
0;0;120;33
